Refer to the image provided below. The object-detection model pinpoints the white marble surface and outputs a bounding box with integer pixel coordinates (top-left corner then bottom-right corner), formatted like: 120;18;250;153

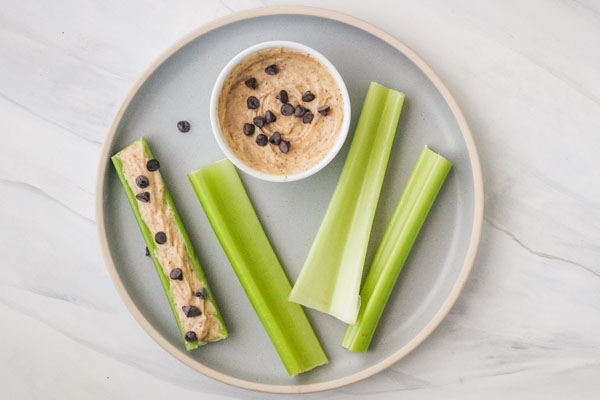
1;0;599;398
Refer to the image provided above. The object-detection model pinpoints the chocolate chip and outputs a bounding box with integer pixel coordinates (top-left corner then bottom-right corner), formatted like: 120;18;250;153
265;110;276;124
194;288;207;299
281;103;294;116
135;192;150;203
244;77;257;89
265;64;278;75
269;132;281;145
294;105;307;117
277;90;288;103
146;159;160;171
256;134;268;146
253;116;266;128
185;331;198;342
155;232;167;244
170;268;183;280
318;105;330;116
302;111;314;124
182;305;202;318
247;96;259;109
177;120;191;133
302;91;315;102
243;123;255;136
136;175;149;188
145;246;150;257
279;140;290;154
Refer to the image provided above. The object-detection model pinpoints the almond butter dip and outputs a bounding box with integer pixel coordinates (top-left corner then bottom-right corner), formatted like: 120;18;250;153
218;47;344;176
117;141;222;342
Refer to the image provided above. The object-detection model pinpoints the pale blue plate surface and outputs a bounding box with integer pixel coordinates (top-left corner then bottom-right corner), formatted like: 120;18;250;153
97;8;482;392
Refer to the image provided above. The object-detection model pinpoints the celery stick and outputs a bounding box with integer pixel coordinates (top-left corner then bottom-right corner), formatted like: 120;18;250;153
342;146;452;352
112;138;227;350
188;160;328;376
289;82;405;324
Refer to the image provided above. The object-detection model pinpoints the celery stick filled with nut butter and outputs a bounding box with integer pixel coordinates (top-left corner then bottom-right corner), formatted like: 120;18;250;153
111;137;227;350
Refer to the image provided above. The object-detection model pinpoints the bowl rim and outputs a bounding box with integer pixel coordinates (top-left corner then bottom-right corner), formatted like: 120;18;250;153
209;40;352;182
95;5;484;394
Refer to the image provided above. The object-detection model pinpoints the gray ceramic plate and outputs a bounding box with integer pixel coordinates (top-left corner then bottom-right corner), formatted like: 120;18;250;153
96;6;483;394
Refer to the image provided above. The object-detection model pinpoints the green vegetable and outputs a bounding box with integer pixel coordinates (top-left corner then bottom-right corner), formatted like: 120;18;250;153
112;137;227;350
289;82;405;324
188;160;328;375
342;146;452;352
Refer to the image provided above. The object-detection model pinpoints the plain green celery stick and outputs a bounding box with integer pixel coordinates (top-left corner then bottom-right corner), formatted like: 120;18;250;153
112;137;227;351
342;146;452;352
289;82;405;324
188;160;328;376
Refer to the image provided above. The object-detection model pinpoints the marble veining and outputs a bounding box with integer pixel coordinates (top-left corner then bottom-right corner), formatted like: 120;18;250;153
1;0;599;398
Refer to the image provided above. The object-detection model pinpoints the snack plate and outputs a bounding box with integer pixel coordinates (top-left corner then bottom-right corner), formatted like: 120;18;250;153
96;6;483;394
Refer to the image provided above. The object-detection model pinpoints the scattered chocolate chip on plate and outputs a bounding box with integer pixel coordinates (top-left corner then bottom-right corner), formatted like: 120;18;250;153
177;120;191;133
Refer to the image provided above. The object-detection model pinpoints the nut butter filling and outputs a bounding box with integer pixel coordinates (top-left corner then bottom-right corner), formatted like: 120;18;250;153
218;47;344;175
118;141;221;342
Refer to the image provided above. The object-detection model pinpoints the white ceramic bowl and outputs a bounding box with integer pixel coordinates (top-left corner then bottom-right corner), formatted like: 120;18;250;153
209;40;351;182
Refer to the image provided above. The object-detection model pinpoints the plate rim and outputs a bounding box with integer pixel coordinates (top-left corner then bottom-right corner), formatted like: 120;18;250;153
95;5;483;394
